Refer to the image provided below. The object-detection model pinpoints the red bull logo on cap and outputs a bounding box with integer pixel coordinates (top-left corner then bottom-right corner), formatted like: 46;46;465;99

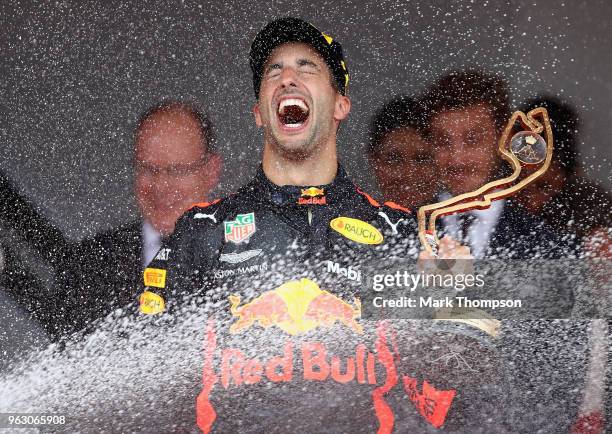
229;278;362;335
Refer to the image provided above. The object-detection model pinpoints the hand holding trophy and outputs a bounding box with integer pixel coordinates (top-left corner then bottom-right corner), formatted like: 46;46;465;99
418;107;553;257
416;107;553;338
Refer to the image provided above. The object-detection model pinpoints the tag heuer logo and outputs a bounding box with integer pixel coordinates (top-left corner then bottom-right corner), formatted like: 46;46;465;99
224;212;256;244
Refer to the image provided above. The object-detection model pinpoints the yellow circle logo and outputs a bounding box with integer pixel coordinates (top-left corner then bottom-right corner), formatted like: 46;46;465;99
330;217;383;245
139;291;165;315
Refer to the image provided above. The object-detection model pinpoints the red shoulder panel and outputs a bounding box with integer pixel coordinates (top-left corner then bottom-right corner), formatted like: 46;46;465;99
355;187;381;207
384;201;411;213
189;198;221;210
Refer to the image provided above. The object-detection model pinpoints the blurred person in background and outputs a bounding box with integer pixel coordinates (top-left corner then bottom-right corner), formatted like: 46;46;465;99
424;70;567;258
425;70;593;432
517;95;612;257
515;96;610;434
68;101;222;334
368;95;438;208
0;171;70;352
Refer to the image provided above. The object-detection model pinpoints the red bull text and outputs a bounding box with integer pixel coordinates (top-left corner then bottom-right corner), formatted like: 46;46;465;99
196;279;457;433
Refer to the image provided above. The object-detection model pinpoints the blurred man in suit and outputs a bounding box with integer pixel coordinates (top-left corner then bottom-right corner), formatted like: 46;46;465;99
70;101;221;333
424;71;592;433
423;70;569;258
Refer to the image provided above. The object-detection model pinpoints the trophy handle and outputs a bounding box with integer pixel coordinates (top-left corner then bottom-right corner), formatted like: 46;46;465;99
418;107;554;255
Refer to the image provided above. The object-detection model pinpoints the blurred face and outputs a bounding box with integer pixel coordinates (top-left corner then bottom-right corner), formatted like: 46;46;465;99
371;127;437;206
254;42;350;159
134;110;219;236
429;104;499;195
516;160;566;213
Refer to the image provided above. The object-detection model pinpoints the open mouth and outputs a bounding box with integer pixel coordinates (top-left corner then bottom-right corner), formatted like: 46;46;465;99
277;98;310;129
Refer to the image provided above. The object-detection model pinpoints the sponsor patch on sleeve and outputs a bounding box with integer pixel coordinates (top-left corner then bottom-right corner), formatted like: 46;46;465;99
154;248;171;261
143;267;167;288
139;290;165;315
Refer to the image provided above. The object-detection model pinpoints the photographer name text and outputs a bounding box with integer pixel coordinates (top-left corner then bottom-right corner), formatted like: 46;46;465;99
372;295;522;309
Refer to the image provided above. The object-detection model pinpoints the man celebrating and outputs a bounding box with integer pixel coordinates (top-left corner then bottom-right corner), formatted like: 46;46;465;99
252;20;349;187
140;18;503;433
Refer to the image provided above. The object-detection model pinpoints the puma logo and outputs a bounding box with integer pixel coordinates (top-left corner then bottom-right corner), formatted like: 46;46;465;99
378;211;405;235
194;210;217;223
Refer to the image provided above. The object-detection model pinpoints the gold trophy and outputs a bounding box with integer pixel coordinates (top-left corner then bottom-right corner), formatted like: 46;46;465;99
419;108;553;337
418;107;553;256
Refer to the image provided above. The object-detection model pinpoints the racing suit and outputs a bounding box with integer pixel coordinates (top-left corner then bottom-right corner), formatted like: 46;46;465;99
139;165;511;433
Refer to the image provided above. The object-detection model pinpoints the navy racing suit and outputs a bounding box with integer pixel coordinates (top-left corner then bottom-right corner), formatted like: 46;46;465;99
138;165;511;433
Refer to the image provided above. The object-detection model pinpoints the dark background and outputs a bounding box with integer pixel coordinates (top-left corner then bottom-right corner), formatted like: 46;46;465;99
1;0;610;241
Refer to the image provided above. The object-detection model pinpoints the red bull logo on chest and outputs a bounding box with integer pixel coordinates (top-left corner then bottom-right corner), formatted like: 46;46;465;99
196;320;458;433
196;288;459;434
301;187;325;197
228;278;362;335
224;212;256;244
298;187;327;205
195;276;463;433
219;341;378;389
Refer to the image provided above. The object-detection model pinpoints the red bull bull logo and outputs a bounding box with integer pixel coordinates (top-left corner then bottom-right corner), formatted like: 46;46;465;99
298;187;326;205
301;187;325;197
228;278;362;335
